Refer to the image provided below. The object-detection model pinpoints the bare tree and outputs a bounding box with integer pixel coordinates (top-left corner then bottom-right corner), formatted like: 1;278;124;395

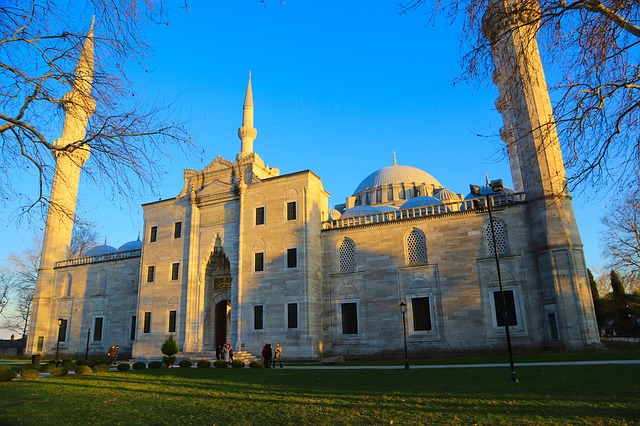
401;0;639;194
0;1;193;223
0;270;13;315
602;190;640;284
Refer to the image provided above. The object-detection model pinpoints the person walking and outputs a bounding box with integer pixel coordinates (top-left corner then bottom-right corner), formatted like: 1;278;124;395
273;343;283;368
261;343;269;368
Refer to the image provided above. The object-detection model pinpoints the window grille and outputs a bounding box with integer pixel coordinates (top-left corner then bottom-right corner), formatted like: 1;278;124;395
147;265;155;282
143;312;151;333
130;316;136;340
341;302;358;334
168;310;177;333
287;202;297;220
174;222;182;239
256;207;265;225
407;229;427;265
254;305;264;330
493;290;517;327
486;220;508;256
93;317;104;341
287;248;297;268
255;252;264;272
339;238;356;272
58;319;68;342
150;226;158;242
411;297;432;331
171;263;180;280
287;303;298;329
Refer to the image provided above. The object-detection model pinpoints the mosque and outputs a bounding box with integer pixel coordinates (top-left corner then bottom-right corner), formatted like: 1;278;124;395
26;13;601;361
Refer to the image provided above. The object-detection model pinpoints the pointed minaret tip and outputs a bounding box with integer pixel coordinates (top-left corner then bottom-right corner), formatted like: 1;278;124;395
393;152;397;166
238;72;257;156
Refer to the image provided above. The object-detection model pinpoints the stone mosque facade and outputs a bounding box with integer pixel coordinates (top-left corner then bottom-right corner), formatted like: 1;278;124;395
26;8;601;361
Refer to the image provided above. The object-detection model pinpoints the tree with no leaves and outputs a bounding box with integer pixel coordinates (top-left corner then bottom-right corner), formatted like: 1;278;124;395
602;191;640;286
402;0;639;194
0;1;192;223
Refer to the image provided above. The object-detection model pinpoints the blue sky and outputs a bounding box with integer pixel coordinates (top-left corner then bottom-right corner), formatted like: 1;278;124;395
1;1;608;274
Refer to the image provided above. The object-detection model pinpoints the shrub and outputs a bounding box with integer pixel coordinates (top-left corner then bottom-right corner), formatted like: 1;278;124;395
0;367;18;382
231;360;245;369
196;360;211;369
213;360;228;369
132;361;146;370
148;361;162;369
178;360;192;369
84;360;98;368
93;364;110;374
40;362;57;373
249;361;264;369
51;367;69;377
62;360;77;371
162;355;177;368
116;363;130;372
20;364;39;372
20;368;40;380
75;360;85;366
75;365;92;376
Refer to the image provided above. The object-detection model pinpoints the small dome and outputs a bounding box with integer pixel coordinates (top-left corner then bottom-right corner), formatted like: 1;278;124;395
435;188;461;201
399;196;443;209
118;239;142;252
373;205;399;213
328;208;342;220
341;205;378;218
84;244;117;257
353;164;442;195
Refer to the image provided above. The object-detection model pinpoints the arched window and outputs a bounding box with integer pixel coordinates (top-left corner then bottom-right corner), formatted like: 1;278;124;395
406;229;427;265
339;238;356;272
485;220;508;256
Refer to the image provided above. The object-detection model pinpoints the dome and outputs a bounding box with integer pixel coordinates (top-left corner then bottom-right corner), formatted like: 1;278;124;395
84;244;117;257
353;164;442;195
435;188;461;202
328;208;342;220
399;196;443;209
373;205;399;213
341;205;378;218
118;239;142;252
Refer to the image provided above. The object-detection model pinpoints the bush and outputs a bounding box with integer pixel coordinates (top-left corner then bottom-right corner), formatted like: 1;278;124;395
231;360;245;369
75;359;85;366
40;362;57;373
0;367;18;381
196;360;211;369
116;363;130;371
84;360;98;368
161;335;179;368
51;367;69;377
178;360;192;369
249;361;264;369
75;365;92;376
148;361;162;369
20;368;40;380
213;360;228;369
62;360;77;371
132;361;146;370
93;364;110;374
20;364;39;372
162;355;177;368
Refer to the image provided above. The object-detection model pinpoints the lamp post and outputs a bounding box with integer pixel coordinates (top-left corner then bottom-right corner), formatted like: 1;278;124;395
85;328;91;361
55;318;63;365
470;179;518;383
399;301;410;370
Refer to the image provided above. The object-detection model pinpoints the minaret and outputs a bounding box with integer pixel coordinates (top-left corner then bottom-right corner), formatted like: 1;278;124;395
27;21;96;355
237;72;257;157
483;0;599;347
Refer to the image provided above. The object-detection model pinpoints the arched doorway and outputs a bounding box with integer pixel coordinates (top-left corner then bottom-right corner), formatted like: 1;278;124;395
203;234;233;351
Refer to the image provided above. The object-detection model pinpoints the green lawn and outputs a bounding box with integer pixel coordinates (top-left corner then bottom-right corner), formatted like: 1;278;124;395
1;363;639;425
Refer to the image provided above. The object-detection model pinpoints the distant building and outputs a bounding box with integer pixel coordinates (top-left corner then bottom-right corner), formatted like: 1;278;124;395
26;15;600;360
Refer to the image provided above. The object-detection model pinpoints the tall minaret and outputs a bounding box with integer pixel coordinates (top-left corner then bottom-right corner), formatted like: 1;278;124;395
27;21;96;355
483;0;599;348
237;72;257;157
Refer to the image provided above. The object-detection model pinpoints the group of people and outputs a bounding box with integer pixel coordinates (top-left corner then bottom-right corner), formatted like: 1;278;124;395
261;343;283;368
216;343;234;364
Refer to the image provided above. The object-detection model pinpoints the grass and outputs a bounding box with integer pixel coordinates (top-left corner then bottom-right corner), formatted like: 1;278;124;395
1;363;639;425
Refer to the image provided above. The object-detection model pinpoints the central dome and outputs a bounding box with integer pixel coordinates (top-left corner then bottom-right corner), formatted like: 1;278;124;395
353;164;442;195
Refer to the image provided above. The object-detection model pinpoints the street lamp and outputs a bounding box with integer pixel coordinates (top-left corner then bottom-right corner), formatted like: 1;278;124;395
470;179;518;383
55;318;63;366
399;301;410;370
85;328;91;361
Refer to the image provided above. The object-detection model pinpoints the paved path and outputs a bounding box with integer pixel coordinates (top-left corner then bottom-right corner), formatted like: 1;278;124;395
282;360;640;369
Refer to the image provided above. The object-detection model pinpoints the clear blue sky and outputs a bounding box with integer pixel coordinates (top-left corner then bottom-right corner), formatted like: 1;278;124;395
2;1;608;276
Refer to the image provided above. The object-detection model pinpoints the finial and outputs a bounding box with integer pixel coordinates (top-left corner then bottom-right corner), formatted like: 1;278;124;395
136;231;141;241
103;237;107;245
485;173;490;185
393;152;397;166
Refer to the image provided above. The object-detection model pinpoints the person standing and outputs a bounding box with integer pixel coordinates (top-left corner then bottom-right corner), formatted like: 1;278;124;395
222;343;229;363
228;343;234;364
273;343;283;368
261;343;269;368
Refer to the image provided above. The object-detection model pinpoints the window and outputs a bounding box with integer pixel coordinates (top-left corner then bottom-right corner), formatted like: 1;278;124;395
339;238;356;272
150;226;158;243
493;290;518;327
174;222;182;239
58;319;68;342
37;336;44;352
171;263;180;280
411;297;432;331
341;302;358;335
143;312;151;333
93;317;104;341
287;248;297;268
130;316;136;341
255;252;264;272
147;265;155;282
256;207;265;225
376;189;382;203
287;303;298;329
388;186;394;201
254;305;264;330
168;310;177;333
407;229;428;265
485;220;508;256
286;201;297;220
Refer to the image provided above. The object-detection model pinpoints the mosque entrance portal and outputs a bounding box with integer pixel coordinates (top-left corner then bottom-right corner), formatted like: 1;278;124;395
203;234;233;351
